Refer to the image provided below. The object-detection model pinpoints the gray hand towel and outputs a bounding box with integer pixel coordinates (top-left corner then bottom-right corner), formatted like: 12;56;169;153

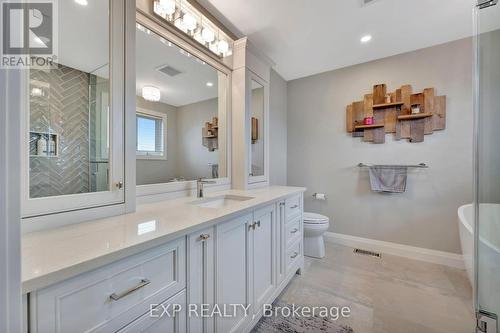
368;166;408;193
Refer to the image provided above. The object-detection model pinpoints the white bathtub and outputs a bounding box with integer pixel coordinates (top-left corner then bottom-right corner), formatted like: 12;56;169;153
458;203;500;314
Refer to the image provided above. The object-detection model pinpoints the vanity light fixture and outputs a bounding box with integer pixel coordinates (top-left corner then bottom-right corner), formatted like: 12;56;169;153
74;0;88;6
201;28;215;43
206;82;213;87
142;86;161;102
360;34;372;43
152;0;233;58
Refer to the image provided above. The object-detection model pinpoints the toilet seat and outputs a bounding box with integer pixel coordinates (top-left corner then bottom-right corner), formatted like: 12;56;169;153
304;212;329;225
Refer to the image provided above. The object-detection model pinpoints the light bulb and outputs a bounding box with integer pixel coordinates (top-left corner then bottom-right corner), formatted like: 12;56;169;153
201;28;215;43
159;0;176;15
360;35;372;43
182;13;197;31
217;40;229;55
142;86;161;102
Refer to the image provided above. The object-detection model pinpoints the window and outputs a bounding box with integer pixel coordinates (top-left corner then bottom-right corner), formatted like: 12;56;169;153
136;109;167;159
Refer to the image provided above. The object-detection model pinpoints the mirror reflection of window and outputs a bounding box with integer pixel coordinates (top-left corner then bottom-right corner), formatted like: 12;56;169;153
135;24;226;186
28;0;110;198
251;80;265;177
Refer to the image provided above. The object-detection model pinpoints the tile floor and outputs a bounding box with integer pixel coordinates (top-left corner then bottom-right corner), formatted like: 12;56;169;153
277;243;475;333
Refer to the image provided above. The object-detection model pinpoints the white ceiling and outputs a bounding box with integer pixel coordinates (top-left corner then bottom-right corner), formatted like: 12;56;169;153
200;0;500;81
136;27;219;106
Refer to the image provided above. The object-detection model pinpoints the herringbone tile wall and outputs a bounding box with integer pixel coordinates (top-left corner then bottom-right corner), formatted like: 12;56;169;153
29;64;90;198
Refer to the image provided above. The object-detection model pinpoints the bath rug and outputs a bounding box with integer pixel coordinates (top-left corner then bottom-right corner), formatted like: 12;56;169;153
251;303;354;333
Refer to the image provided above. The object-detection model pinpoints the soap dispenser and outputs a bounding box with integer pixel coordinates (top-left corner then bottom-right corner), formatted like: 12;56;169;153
49;136;56;156
37;135;47;156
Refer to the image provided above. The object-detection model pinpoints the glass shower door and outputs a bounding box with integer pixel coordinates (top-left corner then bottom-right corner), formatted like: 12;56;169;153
475;1;500;331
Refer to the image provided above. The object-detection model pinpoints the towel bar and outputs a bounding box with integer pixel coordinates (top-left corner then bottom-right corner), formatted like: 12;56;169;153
357;163;428;168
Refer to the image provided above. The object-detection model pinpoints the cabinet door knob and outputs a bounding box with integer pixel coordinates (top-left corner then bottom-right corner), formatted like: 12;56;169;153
249;223;255;230
279;202;285;207
290;204;299;209
256;220;261;228
290;252;299;259
290;228;299;234
115;181;124;189
199;234;210;241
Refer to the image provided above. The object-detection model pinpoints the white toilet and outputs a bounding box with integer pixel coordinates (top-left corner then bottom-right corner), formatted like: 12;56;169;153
303;212;330;258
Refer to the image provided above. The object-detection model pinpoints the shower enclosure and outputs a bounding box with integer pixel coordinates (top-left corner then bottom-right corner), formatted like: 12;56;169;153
474;0;500;332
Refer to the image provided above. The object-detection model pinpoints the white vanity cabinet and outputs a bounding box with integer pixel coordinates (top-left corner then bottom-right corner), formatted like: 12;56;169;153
117;290;187;333
214;214;253;333
26;191;304;333
29;238;186;333
188;227;215;333
248;204;276;316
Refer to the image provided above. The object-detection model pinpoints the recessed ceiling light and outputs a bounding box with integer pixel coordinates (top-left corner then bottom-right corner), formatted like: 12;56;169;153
74;0;88;6
206;82;213;87
142;86;161;102
360;35;372;43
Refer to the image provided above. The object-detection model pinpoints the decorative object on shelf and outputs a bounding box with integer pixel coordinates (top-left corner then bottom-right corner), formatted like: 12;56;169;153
346;84;446;144
151;0;234;58
363;116;374;125
30;131;59;157
251;117;259;144
202;116;218;151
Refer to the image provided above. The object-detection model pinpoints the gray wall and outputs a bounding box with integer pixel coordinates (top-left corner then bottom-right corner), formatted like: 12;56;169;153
177;98;219;180
136;96;178;185
287;38;473;253
269;69;288;186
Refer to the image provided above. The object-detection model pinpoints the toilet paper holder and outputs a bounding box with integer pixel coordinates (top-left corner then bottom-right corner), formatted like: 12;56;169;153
312;193;327;200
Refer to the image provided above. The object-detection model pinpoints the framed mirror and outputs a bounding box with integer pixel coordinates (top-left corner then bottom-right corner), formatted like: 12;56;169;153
22;0;125;217
135;23;230;196
248;72;269;186
250;80;265;178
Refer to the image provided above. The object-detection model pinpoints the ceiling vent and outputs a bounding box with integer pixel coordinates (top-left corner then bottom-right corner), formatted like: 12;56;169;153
157;65;182;77
360;0;381;6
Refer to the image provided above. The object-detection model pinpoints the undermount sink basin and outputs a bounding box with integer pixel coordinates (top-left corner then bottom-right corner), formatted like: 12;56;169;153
189;195;254;208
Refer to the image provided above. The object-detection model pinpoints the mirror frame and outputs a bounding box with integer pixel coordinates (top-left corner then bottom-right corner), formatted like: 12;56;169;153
247;70;269;186
135;12;232;202
20;0;126;218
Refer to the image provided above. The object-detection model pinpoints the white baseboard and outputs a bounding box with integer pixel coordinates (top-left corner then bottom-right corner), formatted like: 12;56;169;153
324;232;464;269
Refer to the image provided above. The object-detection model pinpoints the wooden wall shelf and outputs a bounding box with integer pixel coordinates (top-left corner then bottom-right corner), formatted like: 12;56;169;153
346;84;446;144
372;102;404;109
397;112;433;120
202;117;219;151
354;124;385;130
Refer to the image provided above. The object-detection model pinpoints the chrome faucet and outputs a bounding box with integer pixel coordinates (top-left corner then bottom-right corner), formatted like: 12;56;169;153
197;178;216;198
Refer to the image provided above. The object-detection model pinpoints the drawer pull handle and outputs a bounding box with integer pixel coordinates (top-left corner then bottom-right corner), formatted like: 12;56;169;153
290;228;299;234
290;252;299;259
290;204;299;209
109;279;150;301
256;220;261;228
199;234;210;241
279;202;285;207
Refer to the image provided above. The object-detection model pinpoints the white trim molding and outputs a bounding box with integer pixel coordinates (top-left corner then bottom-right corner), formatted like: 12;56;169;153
324;232;465;269
1;67;23;332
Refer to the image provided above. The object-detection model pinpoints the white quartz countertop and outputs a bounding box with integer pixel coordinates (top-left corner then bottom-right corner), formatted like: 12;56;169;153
22;186;305;293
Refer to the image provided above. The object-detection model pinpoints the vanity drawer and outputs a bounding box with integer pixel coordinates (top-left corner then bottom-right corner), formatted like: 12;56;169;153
285;194;301;220
117;289;186;333
285;217;301;247
30;238;186;333
286;240;302;274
